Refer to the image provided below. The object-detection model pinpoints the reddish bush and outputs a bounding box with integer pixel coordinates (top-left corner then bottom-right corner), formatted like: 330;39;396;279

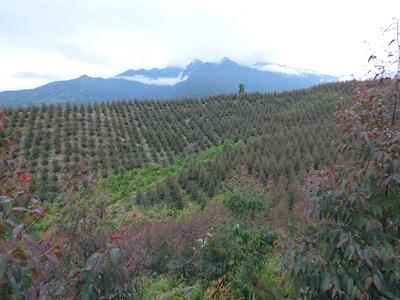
0;109;136;299
127;204;229;276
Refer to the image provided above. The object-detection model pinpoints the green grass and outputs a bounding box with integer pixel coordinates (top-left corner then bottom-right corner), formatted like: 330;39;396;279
138;274;203;300
101;140;239;202
98;140;240;223
113;201;203;226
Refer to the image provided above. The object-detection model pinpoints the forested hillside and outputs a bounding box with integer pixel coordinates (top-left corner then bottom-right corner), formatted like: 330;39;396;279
2;82;351;206
2;77;399;299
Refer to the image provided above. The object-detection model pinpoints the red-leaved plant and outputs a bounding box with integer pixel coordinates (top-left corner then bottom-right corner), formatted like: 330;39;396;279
0;109;136;299
288;20;400;299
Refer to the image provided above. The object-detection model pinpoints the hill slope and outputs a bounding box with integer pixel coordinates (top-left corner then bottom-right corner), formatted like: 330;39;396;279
3;82;351;202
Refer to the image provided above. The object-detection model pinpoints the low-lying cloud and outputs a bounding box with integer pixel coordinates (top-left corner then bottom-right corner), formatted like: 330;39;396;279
13;72;60;81
115;74;188;86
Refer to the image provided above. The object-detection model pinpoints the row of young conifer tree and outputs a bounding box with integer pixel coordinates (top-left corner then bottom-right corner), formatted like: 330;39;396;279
2;82;352;204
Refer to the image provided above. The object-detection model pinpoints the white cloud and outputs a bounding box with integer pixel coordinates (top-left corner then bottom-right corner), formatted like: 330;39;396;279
0;51;110;91
253;64;301;75
115;74;188;85
0;0;399;91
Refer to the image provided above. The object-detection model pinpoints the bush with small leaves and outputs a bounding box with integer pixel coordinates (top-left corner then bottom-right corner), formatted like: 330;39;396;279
198;180;278;298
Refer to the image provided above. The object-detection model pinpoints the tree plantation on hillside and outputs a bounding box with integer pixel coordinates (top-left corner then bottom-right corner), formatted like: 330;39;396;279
2;77;400;299
1;0;399;297
2;82;352;207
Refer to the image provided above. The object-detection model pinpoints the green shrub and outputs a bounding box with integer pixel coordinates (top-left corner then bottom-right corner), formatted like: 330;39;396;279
199;183;279;298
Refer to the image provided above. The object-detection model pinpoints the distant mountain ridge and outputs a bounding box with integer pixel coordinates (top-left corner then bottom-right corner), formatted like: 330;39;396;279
116;66;183;78
0;58;337;107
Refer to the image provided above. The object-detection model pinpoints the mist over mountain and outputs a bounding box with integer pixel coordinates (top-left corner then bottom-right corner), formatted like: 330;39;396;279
0;58;336;107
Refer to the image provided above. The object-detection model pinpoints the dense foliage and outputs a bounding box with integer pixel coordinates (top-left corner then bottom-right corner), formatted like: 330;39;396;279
198;182;279;299
1;81;362;299
289;77;400;299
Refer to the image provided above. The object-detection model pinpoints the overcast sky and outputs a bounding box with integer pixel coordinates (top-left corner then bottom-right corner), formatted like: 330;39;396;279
0;0;399;92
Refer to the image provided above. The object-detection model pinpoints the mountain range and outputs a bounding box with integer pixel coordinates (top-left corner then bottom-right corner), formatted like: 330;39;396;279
0;58;337;107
